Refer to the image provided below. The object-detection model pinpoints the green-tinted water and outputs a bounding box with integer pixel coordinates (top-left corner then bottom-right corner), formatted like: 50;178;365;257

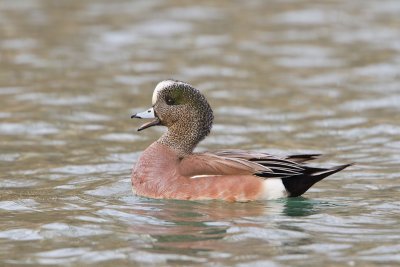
1;0;399;266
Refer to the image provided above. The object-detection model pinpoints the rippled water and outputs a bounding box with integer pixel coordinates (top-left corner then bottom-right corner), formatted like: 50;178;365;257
1;0;400;266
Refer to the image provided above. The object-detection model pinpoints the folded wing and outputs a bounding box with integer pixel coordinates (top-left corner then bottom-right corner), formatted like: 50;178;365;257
179;149;351;197
179;149;319;179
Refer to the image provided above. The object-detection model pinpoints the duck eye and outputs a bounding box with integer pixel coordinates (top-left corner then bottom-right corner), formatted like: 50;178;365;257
166;96;175;105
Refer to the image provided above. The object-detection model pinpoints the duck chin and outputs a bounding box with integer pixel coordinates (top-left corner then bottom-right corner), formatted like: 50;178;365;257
137;117;161;131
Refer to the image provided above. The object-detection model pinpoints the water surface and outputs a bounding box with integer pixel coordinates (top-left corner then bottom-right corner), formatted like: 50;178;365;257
1;0;400;266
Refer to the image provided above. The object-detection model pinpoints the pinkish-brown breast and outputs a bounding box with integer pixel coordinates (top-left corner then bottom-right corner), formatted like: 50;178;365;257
132;142;265;201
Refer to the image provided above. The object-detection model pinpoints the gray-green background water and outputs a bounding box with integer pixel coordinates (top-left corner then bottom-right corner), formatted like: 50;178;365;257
1;0;399;266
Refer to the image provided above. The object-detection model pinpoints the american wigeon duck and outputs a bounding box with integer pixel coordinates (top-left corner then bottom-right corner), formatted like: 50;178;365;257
131;80;351;202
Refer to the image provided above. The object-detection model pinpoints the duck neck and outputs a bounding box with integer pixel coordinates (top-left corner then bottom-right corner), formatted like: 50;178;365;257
157;120;210;158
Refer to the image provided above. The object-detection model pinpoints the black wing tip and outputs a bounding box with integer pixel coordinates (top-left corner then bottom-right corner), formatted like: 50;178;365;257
285;154;322;163
289;153;322;158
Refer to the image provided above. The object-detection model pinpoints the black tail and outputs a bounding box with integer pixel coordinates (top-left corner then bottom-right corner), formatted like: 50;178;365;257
282;164;352;197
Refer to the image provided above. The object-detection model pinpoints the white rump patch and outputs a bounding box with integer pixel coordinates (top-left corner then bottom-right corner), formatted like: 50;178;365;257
261;179;287;200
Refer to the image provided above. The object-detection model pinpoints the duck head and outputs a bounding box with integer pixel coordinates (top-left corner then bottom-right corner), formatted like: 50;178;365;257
132;80;214;155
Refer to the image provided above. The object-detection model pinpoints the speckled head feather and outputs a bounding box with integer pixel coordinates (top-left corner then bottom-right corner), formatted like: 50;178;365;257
152;80;214;156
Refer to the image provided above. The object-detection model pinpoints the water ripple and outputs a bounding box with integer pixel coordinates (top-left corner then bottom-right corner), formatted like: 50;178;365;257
1;0;400;266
